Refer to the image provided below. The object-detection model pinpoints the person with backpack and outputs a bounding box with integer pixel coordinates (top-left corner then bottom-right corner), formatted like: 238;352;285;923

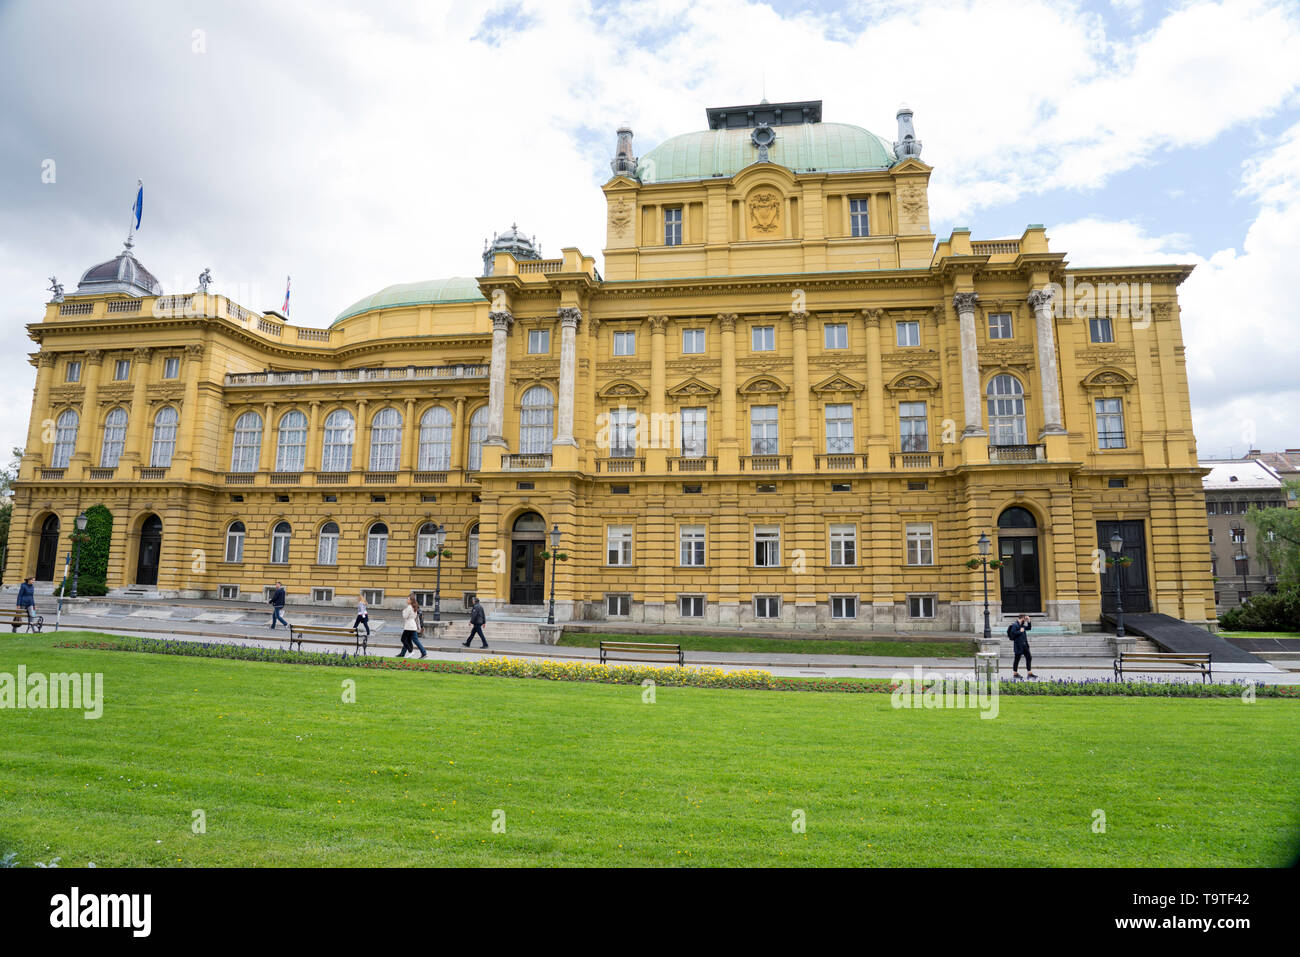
464;596;488;649
14;577;36;632
1008;613;1036;678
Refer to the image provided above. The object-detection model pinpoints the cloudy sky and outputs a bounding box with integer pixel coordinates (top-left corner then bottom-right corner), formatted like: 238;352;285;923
1;0;1298;461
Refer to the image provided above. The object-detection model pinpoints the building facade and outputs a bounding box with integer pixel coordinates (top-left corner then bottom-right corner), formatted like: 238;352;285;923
1202;458;1288;611
7;100;1216;631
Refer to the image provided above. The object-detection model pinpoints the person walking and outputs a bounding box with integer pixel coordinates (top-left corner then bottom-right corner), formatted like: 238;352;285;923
1008;613;1036;679
464;596;488;649
268;580;288;630
352;593;371;638
397;594;427;659
14;577;35;632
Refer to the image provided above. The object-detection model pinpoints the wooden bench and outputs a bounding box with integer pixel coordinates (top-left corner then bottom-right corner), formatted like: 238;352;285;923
7;607;43;633
1114;651;1212;682
287;623;366;655
599;640;684;666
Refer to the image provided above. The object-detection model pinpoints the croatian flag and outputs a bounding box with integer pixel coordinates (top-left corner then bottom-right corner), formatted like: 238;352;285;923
132;181;143;229
282;275;291;315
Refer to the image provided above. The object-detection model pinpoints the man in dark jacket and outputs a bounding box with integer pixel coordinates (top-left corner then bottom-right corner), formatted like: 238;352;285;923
1008;613;1036;678
268;581;288;630
14;577;35;632
463;597;488;649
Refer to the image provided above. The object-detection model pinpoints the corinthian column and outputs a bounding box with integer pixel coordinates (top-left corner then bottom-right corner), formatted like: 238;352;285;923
953;292;985;436
790;311;814;470
555;307;581;446
70;350;101;465
485;310;512;446
718;313;738;472
1028;288;1066;435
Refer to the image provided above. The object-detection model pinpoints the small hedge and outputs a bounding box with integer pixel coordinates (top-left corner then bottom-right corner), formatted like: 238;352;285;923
53;637;1299;698
1219;587;1300;631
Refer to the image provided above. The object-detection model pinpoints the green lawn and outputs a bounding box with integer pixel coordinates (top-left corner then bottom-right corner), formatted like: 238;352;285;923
561;631;976;658
1;632;1297;867
1222;631;1300;640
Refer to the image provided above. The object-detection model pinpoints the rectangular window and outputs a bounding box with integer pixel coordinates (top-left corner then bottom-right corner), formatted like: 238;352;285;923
1206;501;1218;515
680;407;707;457
361;588;383;606
65;361;81;383
114;359;130;380
754;595;781;619
824;403;854;454
1090;317;1114;343
1235;557;1249;577
410;591;435;608
896;321;919;347
682;328;705;354
1208;528;1214;544
664;207;682;246
829;524;857;567
219;585;240;600
678;595;705;618
606;593;631;617
750;405;779;455
824;323;848;350
613;330;635;356
906;522;934;566
1095;397;1126;449
849;197;870;237
608;407;637;457
680;525;706;566
1231;527;1245;543
899;401;928;452
754;525;781;567
830;595;858;619
908;595;936;619
606;525;633;566
988;312;1013;339
751;325;775;351
527;329;550;354
163;356;180;378
312;587;335;603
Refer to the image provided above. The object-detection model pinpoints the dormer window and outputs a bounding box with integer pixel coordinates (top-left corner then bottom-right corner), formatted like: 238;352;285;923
664;207;683;246
849;197;870;237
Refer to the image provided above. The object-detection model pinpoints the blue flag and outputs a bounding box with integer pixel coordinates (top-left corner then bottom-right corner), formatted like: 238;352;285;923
132;182;143;229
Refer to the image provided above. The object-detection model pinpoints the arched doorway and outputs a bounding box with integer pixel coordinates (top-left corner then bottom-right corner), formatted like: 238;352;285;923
510;511;546;605
997;506;1040;613
35;515;60;581
136;515;163;586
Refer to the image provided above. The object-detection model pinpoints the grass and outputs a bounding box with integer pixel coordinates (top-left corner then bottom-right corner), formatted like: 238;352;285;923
1222;631;1300;640
2;631;1298;867
560;631;977;658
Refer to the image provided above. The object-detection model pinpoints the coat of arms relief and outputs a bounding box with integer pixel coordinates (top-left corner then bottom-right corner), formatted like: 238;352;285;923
747;190;783;235
608;197;633;241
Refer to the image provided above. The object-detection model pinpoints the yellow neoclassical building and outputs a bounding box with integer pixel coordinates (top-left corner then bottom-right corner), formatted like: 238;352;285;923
7;99;1215;631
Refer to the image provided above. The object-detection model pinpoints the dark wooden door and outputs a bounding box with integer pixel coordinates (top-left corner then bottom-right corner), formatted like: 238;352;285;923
510;541;544;605
35;515;60;581
136;516;162;586
1097;520;1150;613
998;536;1041;612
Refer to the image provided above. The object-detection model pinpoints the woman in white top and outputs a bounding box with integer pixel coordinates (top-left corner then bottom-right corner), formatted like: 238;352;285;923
352;595;370;637
398;595;427;658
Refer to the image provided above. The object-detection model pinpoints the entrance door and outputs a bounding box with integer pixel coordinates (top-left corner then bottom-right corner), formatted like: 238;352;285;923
136;515;162;586
1097;520;1150;614
35;515;60;581
510;541;544;605
999;536;1041;612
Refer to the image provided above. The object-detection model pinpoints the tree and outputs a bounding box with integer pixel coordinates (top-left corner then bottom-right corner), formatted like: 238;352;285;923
1247;481;1300;589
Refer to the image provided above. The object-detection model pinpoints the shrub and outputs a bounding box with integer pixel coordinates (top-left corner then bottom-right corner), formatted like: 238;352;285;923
1219;586;1300;631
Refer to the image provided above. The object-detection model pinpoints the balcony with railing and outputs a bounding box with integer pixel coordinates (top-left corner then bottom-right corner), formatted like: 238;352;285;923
988;444;1045;463
816;453;864;470
740;454;790;471
137;466;169;480
224;364;489;387
890;451;943;469
667;455;717;472
596;456;646;473
502;453;552;471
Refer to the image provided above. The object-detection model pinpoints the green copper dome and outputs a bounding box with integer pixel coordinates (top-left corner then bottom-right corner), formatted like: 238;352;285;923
636;122;897;183
332;276;485;325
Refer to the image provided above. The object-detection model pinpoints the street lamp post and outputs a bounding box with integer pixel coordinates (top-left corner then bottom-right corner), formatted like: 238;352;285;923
547;524;561;626
977;532;992;642
432;524;446;622
72;512;88;600
1109;530;1125;638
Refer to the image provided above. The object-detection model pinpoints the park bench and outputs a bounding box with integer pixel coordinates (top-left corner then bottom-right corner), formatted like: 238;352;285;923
287;623;366;655
1114;651;1212;682
7;607;44;633
598;640;684;666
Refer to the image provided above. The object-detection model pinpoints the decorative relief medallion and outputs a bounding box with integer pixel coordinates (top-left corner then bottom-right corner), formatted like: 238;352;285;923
747;190;783;235
608;197;633;241
898;182;927;221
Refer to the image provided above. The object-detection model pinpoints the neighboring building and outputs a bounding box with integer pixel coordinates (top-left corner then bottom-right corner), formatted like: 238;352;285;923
1202;459;1287;611
1246;448;1300;507
7;99;1215;630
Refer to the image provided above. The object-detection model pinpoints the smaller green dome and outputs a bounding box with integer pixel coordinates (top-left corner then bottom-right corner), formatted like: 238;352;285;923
332;276;485;326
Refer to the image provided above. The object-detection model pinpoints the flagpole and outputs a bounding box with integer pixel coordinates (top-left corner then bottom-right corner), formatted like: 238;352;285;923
125;179;142;251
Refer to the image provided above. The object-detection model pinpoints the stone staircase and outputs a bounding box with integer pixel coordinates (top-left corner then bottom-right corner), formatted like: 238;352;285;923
990;615;1157;657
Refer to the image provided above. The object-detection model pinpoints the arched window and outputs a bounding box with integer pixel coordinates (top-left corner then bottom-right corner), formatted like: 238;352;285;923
369;407;402;472
467;523;480;568
51;410;78;468
317;521;339;565
519;386;554;454
150;406;179;467
467;406;487;471
230;411;263;473
987;375;1027;446
418;407;453;471
366;522;389;566
271;521;292;564
416;522;439;567
321;409;354;472
997;506;1037;529
100;408;128;467
225;521;246;563
275;410;307;472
